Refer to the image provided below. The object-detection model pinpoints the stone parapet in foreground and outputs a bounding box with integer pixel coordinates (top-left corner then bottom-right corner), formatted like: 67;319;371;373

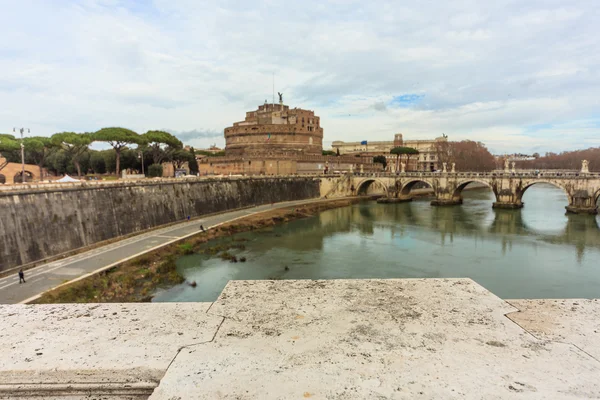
0;279;598;399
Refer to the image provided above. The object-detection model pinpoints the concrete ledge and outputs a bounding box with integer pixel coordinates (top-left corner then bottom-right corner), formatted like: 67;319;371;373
155;279;600;399
506;299;600;361
0;382;155;399
1;280;599;399
0;303;222;398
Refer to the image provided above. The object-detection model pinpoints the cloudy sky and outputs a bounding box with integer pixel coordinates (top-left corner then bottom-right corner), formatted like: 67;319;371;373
2;0;599;154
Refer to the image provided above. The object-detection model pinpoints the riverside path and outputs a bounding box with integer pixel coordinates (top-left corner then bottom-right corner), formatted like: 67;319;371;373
0;198;330;304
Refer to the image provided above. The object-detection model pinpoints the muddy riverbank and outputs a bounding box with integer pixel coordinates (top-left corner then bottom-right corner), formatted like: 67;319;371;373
33;198;361;304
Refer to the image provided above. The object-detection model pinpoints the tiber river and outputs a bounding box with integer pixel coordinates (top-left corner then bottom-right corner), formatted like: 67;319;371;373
154;184;600;302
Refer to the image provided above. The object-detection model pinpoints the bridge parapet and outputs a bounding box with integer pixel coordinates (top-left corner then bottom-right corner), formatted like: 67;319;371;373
351;171;600;179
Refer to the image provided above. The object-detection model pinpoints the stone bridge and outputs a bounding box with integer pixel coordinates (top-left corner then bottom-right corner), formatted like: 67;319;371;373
326;169;600;215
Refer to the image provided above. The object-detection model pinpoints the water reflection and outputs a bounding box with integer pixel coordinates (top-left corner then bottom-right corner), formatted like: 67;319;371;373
154;185;600;302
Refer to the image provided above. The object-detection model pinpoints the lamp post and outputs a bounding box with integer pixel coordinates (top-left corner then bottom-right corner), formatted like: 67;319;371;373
13;127;29;183
138;151;145;176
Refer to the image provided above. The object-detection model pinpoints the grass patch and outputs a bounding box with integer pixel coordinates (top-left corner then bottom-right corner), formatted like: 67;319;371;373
177;242;194;255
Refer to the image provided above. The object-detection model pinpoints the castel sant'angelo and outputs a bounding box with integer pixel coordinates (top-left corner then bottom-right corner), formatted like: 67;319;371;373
224;100;323;157
198;94;444;175
199;95;371;175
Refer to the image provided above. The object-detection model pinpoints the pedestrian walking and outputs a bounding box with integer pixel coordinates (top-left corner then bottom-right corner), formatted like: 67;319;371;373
187;215;191;221
200;224;206;232
18;269;26;284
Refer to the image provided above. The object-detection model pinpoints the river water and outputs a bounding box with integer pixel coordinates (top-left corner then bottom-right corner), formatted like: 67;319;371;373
153;184;600;302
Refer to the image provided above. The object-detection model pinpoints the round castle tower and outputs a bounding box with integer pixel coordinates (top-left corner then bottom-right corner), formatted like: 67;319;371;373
224;101;323;156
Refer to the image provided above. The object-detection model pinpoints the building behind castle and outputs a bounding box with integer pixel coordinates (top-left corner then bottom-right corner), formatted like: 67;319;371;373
332;134;448;172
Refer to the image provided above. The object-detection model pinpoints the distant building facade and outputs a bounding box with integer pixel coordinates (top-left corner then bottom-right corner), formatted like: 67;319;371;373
0;155;49;184
332;134;448;172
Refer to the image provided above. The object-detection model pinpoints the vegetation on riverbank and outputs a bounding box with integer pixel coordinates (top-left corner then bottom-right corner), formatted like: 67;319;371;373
33;198;360;304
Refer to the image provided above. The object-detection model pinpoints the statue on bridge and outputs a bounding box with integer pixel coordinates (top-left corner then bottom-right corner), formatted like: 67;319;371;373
504;159;510;173
451;163;456;173
360;164;364;174
442;162;447;173
582;160;590;174
400;162;406;173
511;162;516;174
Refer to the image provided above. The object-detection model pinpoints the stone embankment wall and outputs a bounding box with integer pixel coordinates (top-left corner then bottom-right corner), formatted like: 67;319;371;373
0;177;320;272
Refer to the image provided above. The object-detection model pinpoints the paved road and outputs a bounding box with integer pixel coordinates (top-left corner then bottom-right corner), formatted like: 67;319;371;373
0;198;329;304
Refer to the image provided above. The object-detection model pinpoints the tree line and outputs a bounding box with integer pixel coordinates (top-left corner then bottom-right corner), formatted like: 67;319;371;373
514;148;599;171
370;141;497;172
433;140;496;171
0;128;199;180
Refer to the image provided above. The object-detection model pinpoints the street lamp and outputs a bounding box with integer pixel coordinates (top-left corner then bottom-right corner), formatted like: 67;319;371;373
13;127;29;183
138;151;145;176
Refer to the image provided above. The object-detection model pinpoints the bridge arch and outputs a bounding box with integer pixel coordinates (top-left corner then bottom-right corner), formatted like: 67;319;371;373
518;180;570;202
453;179;493;198
399;179;433;196
356;178;388;196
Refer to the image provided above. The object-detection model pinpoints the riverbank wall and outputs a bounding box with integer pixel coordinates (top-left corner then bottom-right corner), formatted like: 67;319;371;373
0;177;320;272
33;198;359;304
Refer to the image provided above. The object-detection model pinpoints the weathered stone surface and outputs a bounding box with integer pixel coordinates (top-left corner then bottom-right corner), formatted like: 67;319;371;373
0;177;320;272
0;302;221;398
507;299;600;361
152;279;600;399
1;279;599;399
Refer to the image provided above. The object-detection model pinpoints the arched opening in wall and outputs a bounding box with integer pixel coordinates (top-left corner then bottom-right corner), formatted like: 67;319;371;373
520;182;569;233
399;180;432;197
13;171;33;183
357;179;387;196
0;174;5;184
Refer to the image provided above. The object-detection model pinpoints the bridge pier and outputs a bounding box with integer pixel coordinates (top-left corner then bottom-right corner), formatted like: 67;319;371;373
490;182;523;210
492;201;523;210
566;195;598;215
377;196;412;204
430;198;462;206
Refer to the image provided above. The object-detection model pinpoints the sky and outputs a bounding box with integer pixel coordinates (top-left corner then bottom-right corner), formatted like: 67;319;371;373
1;0;599;155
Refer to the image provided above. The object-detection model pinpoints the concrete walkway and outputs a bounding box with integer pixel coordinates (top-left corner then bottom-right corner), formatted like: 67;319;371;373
0;279;598;399
0;198;329;304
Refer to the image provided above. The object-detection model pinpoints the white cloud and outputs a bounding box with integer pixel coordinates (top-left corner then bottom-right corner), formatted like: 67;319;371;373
1;0;599;153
